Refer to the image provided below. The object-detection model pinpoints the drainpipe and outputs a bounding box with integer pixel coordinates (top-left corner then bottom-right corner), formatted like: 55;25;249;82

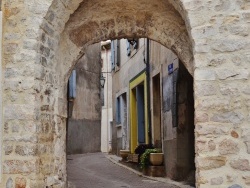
146;38;152;146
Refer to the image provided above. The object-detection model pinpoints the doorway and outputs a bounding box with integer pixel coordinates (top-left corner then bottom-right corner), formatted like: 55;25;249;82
152;73;162;148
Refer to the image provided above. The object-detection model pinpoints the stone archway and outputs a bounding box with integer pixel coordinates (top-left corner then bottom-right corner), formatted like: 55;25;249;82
2;0;250;187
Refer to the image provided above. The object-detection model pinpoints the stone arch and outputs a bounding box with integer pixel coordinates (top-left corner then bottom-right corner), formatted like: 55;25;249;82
2;0;250;187
34;0;195;187
45;0;193;80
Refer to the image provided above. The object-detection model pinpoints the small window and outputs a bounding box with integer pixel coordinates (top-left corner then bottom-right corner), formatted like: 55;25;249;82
126;39;138;56
116;97;121;124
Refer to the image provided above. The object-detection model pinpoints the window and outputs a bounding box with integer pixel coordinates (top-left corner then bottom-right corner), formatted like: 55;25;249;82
126;39;138;56
116;97;121;124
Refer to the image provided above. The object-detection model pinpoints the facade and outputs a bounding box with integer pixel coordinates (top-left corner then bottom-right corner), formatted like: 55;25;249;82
101;41;113;153
111;39;146;153
1;0;250;187
67;43;102;154
112;39;195;183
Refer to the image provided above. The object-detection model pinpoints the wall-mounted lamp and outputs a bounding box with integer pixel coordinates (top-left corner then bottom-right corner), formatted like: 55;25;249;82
100;73;106;88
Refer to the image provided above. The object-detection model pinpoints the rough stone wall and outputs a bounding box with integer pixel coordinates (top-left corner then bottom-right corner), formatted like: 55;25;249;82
180;1;250;187
67;43;102;155
0;10;3;183
1;0;250;187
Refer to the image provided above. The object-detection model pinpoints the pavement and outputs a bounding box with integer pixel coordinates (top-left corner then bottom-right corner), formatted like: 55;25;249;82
67;152;194;188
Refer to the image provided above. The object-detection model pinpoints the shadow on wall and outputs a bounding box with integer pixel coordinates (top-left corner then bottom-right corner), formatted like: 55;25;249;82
163;62;195;186
66;43;102;155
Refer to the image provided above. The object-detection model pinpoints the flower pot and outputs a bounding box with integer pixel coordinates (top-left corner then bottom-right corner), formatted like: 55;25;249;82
149;153;163;166
120;150;130;160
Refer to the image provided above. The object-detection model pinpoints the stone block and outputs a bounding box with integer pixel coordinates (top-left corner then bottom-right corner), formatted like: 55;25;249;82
195;112;209;123
197;156;227;170
243;175;250;185
211;111;244;124
216;68;249;80
3;160;38;174
6;177;14;188
15;144;38;156
4;43;19;54
212;39;248;52
219;139;239;155
211;177;223;185
231;131;239;138
208;140;216;151
195;69;216;81
228;184;242;188
4;135;38;143
15;177;26;188
197;124;230;136
197;97;230;111
4;142;13;155
4;104;35;120
195;82;217;96
220;83;239;96
230;159;250;171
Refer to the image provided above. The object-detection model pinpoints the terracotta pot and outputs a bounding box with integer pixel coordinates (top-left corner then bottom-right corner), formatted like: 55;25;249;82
120;150;130;160
149;153;163;166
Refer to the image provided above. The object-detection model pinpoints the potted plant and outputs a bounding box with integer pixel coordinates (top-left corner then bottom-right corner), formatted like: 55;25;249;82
134;144;154;163
139;148;161;169
120;150;130;160
149;152;164;166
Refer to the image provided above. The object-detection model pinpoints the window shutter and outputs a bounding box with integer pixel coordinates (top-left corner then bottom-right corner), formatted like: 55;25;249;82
126;40;131;56
133;39;138;49
111;40;115;70
116;40;120;66
69;70;76;99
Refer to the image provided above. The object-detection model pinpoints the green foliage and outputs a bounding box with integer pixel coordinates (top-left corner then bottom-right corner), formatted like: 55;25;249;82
139;148;160;169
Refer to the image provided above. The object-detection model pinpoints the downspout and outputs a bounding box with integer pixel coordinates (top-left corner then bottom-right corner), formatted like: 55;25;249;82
146;39;152;145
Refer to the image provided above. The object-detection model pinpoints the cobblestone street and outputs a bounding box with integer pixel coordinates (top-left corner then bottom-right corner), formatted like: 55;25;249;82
67;153;181;188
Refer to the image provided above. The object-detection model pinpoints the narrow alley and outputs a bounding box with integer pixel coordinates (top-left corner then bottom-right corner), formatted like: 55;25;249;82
67;153;181;188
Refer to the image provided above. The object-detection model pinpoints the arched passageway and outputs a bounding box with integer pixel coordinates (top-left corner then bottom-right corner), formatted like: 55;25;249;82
1;0;250;187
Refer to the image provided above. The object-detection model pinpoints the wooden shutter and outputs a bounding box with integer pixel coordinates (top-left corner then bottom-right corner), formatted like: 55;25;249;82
111;40;115;70
69;70;76;99
116;40;120;66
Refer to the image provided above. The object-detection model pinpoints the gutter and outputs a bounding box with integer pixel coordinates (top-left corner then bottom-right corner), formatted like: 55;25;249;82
146;38;152;145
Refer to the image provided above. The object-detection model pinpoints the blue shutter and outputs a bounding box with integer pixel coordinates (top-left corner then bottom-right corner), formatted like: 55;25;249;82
111;41;115;70
69;70;76;99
